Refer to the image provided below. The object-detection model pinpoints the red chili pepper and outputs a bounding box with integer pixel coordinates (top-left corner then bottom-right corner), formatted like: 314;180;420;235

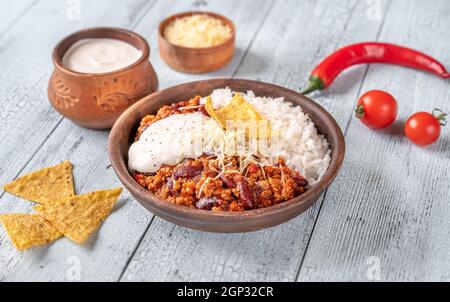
302;42;450;95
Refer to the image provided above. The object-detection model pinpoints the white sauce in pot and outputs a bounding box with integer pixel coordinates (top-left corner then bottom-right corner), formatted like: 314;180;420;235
62;38;143;73
128;113;223;173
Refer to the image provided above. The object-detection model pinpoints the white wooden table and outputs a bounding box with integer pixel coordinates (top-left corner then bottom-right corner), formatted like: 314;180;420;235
0;0;449;282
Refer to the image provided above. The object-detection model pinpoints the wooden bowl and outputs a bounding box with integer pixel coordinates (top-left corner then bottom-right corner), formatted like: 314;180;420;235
48;27;159;130
109;79;345;233
158;12;236;73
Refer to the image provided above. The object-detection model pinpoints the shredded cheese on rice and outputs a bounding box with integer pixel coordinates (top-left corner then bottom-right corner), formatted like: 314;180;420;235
201;89;332;185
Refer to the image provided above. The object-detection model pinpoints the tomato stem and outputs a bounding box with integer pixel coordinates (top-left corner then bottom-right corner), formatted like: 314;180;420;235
355;104;365;119
432;108;448;126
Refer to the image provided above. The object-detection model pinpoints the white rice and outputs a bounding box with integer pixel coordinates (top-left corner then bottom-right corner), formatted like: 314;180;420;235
202;88;331;185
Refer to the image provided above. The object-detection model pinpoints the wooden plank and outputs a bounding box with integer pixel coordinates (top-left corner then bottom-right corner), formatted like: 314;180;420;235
297;0;450;282
120;0;389;282
0;0;275;281
0;0;158;281
0;0;36;34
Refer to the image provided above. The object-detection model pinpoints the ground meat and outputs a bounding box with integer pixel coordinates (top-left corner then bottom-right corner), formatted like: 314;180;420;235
132;154;309;211
131;98;309;211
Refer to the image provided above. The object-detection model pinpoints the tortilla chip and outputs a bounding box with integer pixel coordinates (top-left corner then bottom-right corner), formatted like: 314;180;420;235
205;96;226;128
34;188;122;244
0;214;62;251
3;161;75;204
205;94;272;138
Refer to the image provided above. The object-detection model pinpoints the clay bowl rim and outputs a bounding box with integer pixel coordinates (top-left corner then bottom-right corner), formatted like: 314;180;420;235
158;11;236;54
52;26;150;78
109;79;345;221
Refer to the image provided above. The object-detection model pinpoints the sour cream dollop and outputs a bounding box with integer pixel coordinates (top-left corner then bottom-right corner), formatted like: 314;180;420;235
62;38;143;73
128;113;224;173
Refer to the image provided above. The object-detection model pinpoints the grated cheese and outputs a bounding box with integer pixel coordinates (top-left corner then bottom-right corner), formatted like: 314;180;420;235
164;14;232;48
197;177;212;199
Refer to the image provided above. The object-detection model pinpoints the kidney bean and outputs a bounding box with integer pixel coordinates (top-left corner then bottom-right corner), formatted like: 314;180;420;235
173;164;203;179
195;197;220;210
220;174;237;188
166;178;174;193
293;175;308;187
238;179;255;210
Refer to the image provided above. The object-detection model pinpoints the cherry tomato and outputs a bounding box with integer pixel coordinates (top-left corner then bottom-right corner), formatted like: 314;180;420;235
355;90;398;129
404;109;447;146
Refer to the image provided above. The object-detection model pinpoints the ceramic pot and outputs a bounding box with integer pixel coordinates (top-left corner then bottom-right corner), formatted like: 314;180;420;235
159;11;236;74
48;27;159;129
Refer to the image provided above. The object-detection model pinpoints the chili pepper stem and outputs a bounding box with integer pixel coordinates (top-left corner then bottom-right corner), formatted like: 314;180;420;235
432;108;448;126
301;76;324;95
355;104;365;119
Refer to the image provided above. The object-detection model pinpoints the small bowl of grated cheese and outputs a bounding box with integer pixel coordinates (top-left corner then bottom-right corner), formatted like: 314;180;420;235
159;11;236;73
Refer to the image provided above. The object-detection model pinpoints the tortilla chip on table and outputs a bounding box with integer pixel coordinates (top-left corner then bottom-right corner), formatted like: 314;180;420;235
0;214;62;251
3;161;75;204
34;188;122;244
